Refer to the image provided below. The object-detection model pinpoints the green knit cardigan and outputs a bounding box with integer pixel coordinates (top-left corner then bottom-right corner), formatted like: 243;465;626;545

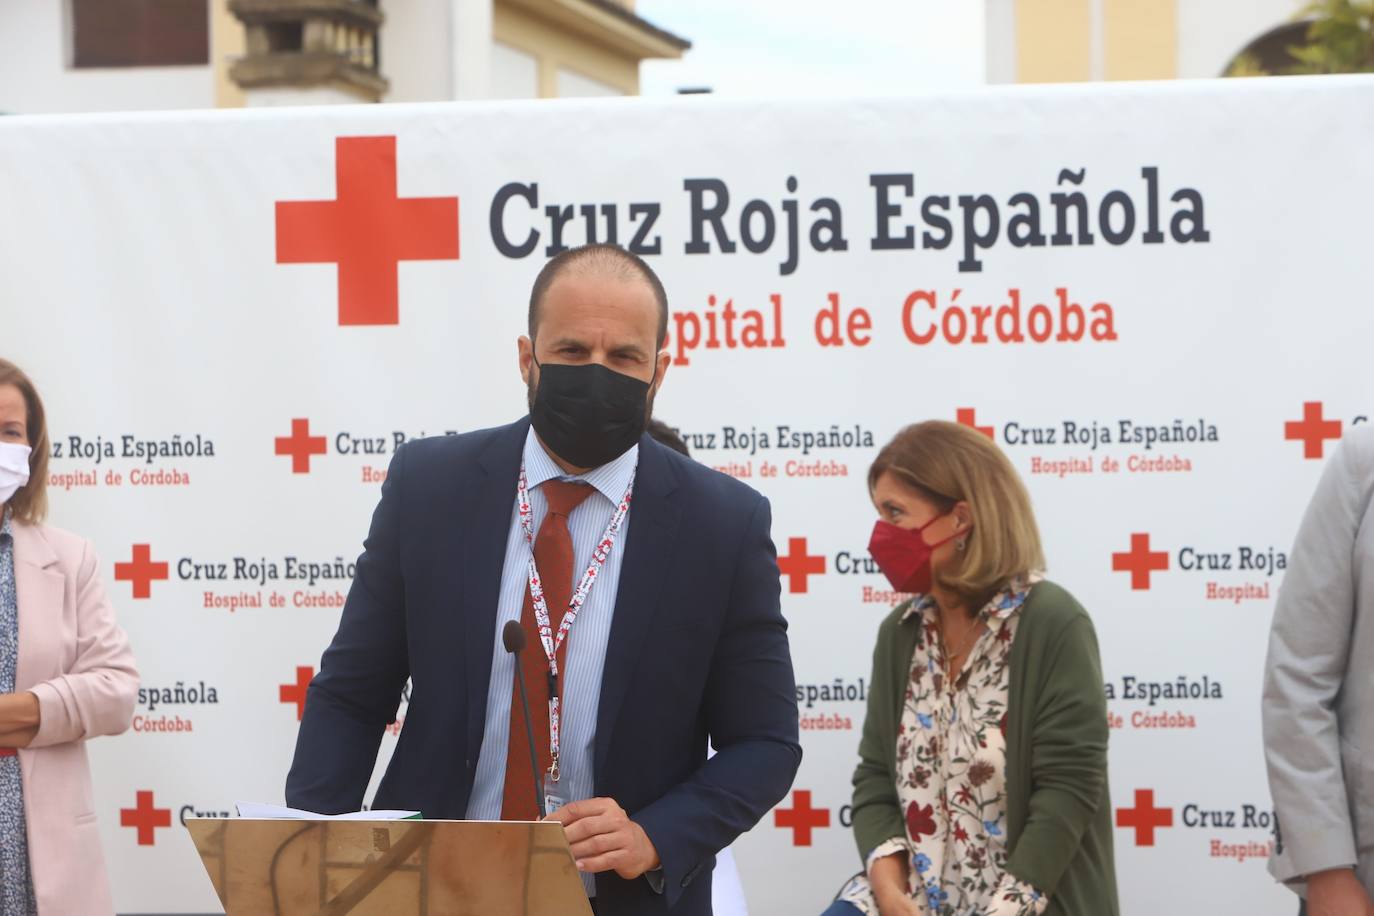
849;581;1120;916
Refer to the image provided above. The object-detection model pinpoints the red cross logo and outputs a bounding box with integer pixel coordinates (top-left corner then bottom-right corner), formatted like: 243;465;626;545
275;418;328;474
956;407;994;440
276;135;460;326
114;544;170;599
280;666;315;721
774;789;830;846
1285;401;1342;460
1116;788;1174;847
778;537;826;594
1111;533;1169;591
120;790;172;846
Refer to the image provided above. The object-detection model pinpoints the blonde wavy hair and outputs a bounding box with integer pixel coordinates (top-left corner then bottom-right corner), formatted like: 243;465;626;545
868;420;1044;610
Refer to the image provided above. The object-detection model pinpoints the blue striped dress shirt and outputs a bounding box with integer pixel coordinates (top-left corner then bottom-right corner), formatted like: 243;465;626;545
465;429;638;896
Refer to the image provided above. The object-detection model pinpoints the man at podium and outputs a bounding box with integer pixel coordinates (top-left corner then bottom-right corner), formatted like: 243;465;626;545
286;243;802;915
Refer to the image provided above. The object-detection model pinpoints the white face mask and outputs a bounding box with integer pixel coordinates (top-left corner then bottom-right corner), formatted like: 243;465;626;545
0;442;32;506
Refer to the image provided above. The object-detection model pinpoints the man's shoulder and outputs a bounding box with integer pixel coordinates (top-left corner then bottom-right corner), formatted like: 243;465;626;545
1306;424;1374;524
396;420;526;478
657;442;768;518
1337;423;1374;479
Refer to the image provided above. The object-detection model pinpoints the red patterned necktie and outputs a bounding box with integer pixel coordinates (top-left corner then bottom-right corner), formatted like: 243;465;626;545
500;479;594;820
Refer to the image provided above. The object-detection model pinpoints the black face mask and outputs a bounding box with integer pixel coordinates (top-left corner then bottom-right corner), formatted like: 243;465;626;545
528;358;653;468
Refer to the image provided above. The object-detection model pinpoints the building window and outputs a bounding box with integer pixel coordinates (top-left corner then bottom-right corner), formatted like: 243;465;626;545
71;0;210;68
557;68;624;98
264;21;304;54
491;42;539;100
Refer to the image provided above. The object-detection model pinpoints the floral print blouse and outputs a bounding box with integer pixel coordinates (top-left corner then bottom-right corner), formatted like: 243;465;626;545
837;575;1049;916
0;511;38;916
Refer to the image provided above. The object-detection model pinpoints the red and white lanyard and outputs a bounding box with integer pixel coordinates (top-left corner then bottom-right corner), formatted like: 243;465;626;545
516;461;635;783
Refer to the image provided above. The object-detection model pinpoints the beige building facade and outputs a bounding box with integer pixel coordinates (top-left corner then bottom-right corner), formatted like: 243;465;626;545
985;0;1308;83
0;0;688;115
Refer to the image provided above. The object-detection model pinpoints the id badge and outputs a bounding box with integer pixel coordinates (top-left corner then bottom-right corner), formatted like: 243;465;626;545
543;771;568;817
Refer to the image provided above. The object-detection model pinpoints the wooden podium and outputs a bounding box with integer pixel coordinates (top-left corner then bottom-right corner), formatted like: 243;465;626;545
185;818;593;916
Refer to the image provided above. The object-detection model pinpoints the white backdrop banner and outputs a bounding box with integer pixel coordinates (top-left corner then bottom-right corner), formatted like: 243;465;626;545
4;75;1372;915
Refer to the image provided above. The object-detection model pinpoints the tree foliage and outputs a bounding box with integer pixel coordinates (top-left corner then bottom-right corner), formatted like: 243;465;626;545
1224;0;1374;76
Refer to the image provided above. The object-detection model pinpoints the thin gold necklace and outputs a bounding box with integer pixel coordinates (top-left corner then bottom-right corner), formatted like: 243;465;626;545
941;620;983;681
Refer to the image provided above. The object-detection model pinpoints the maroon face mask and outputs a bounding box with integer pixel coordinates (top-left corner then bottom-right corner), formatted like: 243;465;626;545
867;515;960;595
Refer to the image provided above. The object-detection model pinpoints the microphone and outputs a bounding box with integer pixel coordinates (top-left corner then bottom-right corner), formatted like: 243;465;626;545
502;620;546;819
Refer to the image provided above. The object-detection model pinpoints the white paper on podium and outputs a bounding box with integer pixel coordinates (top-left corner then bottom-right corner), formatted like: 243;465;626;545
234;802;422;820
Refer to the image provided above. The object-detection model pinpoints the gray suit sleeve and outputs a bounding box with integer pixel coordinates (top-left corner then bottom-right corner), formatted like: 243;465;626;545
1263;429;1370;885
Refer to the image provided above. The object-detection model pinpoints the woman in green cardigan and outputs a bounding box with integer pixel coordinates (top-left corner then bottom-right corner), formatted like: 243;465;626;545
823;421;1118;916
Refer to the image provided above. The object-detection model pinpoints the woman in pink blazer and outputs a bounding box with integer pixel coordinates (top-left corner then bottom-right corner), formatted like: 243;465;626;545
0;359;138;915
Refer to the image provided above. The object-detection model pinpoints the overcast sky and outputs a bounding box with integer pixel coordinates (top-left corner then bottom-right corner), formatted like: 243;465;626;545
636;1;987;98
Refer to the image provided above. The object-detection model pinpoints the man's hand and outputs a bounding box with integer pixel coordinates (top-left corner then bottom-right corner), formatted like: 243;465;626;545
546;797;661;880
1307;869;1374;916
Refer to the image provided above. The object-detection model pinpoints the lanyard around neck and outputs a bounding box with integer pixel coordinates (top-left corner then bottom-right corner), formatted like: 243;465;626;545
515;461;635;781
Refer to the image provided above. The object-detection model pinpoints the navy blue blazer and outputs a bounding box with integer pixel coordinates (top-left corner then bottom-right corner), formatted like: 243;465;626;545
286;417;801;914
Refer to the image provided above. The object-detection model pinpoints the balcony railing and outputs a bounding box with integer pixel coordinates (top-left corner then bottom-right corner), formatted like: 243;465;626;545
228;0;388;100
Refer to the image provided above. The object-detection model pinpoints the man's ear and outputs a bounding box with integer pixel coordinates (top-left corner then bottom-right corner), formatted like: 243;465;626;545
518;336;535;386
651;350;671;393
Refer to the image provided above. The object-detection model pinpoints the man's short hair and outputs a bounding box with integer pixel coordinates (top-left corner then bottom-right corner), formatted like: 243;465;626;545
528;244;669;349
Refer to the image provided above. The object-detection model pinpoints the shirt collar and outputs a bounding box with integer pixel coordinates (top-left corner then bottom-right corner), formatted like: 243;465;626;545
0;508;11;542
522;427;639;506
901;571;1042;623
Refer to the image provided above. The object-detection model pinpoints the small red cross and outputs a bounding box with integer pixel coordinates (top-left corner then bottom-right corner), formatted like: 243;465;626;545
120;790;172;846
956;407;994;440
280;666;315;721
275;418;328;474
1116;788;1173;846
774;789;830;846
778;537;826;594
277;135;460;326
1285;401;1342;459
114;544;169;599
1112;533;1169;591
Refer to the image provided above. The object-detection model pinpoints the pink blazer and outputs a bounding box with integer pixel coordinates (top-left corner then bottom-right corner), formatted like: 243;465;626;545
11;521;138;916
